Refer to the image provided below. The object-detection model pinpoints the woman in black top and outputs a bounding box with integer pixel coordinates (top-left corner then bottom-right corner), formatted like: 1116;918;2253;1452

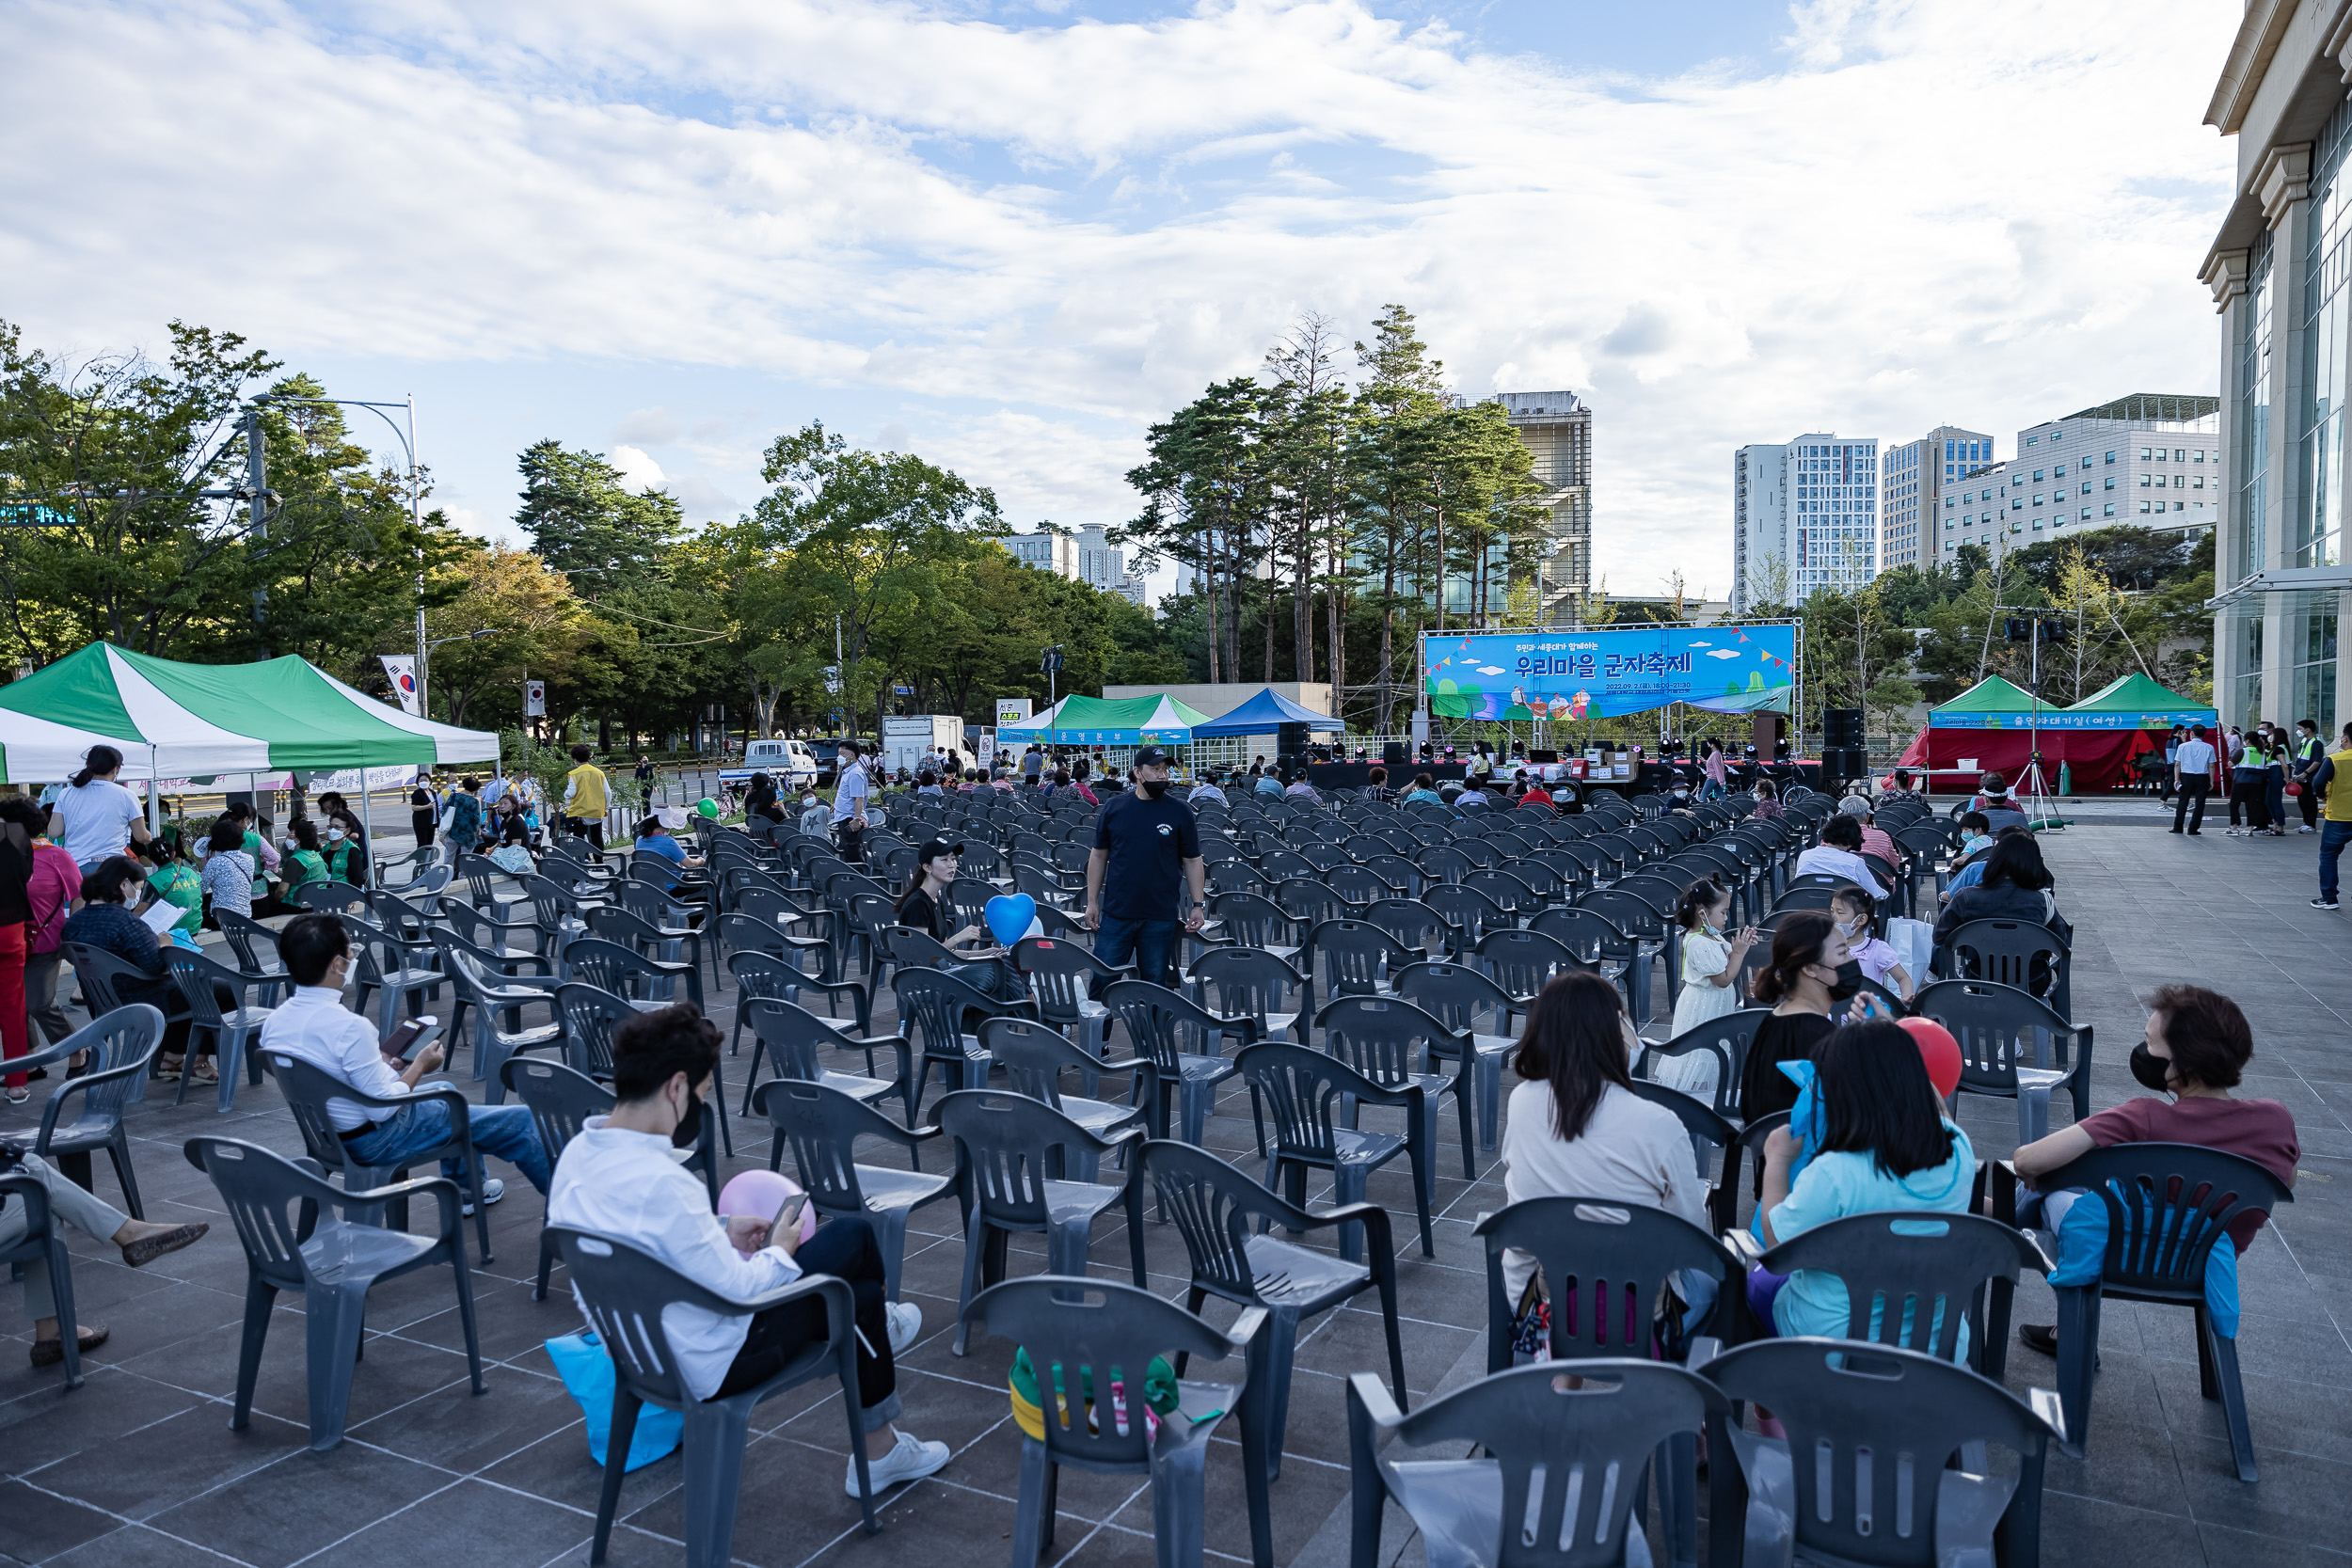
410;781;437;847
742;771;787;825
1933;832;2073;949
894;838;1024;999
1736;910;1889;1121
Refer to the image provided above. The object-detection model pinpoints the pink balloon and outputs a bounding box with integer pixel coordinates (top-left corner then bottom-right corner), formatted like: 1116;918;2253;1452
716;1169;817;1254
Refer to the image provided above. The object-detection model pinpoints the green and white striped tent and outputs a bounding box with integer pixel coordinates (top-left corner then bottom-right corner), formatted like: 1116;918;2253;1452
0;643;500;784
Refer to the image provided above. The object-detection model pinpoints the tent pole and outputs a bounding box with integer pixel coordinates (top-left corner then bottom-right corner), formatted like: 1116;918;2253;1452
147;748;162;838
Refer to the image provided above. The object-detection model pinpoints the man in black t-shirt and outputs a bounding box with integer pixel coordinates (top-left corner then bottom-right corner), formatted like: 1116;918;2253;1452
1082;748;1204;988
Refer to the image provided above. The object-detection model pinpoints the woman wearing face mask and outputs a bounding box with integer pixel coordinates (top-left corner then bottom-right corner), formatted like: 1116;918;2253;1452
280;818;330;891
319;815;364;885
1736;911;1888;1122
2007;984;2298;1359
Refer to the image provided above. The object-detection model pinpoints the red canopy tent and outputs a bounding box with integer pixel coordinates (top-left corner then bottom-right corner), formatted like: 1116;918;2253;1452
1896;674;2195;793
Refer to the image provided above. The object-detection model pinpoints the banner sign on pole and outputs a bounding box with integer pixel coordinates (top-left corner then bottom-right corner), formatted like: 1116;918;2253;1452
378;656;421;717
1422;624;1797;721
995;698;1033;727
523;680;546;717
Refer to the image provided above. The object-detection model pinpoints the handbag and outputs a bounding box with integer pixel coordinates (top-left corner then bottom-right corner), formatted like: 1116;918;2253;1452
545;1330;684;1470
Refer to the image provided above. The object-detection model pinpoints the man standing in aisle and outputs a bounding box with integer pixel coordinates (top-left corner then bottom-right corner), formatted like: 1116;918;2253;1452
1082;748;1205;988
832;739;872;863
562;744;611;849
2171;724;2217;836
2310;721;2352;910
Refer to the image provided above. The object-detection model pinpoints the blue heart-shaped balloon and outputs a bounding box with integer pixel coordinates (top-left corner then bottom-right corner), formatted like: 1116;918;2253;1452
985;894;1038;948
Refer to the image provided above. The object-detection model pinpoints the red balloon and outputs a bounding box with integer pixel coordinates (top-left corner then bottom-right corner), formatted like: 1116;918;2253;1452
1898;1016;1963;1100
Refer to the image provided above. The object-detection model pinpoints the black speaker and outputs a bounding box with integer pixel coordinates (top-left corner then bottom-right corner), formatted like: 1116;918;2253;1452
1824;707;1865;749
1382;741;1408;766
1822;747;1868;785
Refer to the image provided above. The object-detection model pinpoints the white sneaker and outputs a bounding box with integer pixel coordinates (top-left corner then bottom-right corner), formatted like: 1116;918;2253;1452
2299;825;2316;833
846;1429;949;1497
886;1301;922;1356
461;1178;505;1215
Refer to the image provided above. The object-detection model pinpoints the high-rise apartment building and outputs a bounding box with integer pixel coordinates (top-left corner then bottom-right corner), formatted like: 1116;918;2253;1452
1487;391;1592;619
1731;435;1879;612
1008;524;1128;594
1883;426;1994;569
2201;4;2352;735
1933;396;2219;562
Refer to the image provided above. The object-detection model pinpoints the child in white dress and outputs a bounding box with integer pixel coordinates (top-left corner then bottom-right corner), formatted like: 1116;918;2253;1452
1655;879;1757;1102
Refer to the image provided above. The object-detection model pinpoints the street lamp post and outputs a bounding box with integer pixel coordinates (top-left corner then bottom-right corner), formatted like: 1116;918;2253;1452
256;392;431;710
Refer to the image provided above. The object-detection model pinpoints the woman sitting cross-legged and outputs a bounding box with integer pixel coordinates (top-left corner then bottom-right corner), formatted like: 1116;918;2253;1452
1501;970;1717;1338
546;1003;950;1497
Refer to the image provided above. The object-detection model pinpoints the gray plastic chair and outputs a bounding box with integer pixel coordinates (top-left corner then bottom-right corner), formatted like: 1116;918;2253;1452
589;899;715;996
739;996;902;1116
1314;994;1477;1181
22;1005;166;1218
1389;960;1521;1154
548;1226;880;1564
1940;917;2073;1015
340;914;446;1035
499;1056;616;1300
1306;918;1412;1000
290;879;370;915
1347;1357;1736;1568
553;980;635;1079
1236;1040;1432;1260
1103;980;1246;1146
1630;1007;1771;1122
1475;1196;1740;1371
430;932;561;1104
755;1077;954;1303
2038;1142;2292;1481
215;910;291;1005
164;947;275;1111
728;949;888;1093
979;1016;1152;1183
263;1048;496;1264
0;1171;87;1386
564;933;705;1015
934;1089;1128;1354
1699;1338;2063;1568
1184;946;1310;1048
185;1135;483;1452
1736;1210;2049;1385
961;1275;1271;1568
1011;934;1125;1064
1915;978;2096;1128
895;968;1027;1124
1128;1140;1405;1484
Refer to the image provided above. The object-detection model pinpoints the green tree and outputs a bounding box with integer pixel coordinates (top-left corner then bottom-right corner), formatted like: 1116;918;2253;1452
515;440;682;591
1346;304;1450;730
1122;379;1271;684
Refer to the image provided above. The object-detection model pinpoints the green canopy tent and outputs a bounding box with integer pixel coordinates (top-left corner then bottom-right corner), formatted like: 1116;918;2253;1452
2058;672;2217;729
995;692;1209;746
1900;673;2186;793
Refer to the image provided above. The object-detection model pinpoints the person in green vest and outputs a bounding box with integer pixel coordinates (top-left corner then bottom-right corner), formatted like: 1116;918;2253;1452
281;818;331;891
320;817;366;885
140;837;202;939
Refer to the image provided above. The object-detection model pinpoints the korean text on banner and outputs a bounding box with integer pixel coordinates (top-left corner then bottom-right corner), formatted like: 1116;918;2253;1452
1422;625;1798;721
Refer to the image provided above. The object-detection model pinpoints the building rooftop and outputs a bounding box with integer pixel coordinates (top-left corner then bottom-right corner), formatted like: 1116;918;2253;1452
1488;390;1585;418
2060;394;2223;427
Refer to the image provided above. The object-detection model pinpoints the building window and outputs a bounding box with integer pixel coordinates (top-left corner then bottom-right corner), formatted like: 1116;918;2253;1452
2105;477;2115;490
2139;499;2153;514
2080;508;2091;520
2104;503;2115;516
2139;474;2152;486
2291;594;2340;731
2140;448;2153;460
2236;232;2275;584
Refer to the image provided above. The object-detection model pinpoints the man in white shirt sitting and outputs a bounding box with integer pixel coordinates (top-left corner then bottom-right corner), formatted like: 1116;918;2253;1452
1790;814;1889;900
259;915;549;1207
548;1005;948;1497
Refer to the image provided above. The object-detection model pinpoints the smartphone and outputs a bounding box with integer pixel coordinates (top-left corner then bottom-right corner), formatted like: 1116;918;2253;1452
382;1016;442;1062
770;1189;809;1242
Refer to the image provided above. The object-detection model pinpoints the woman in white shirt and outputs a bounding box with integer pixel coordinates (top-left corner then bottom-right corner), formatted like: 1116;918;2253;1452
1500;971;1714;1325
50;745;151;875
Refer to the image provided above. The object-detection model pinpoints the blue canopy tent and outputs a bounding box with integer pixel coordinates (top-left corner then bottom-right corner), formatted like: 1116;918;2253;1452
1190;688;1347;737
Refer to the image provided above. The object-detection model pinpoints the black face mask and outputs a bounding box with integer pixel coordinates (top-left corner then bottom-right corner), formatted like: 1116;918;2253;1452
2129;1042;2175;1094
1139;779;1169;799
670;1085;705;1149
1823;959;1865;1002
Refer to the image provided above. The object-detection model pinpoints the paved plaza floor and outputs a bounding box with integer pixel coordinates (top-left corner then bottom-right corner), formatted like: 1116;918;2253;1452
0;821;2346;1567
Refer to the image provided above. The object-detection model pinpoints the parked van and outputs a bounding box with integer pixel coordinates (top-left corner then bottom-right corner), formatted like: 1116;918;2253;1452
721;737;820;788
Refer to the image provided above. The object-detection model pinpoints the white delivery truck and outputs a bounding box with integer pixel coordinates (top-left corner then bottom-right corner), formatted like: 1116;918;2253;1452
880;715;967;777
720;736;822;789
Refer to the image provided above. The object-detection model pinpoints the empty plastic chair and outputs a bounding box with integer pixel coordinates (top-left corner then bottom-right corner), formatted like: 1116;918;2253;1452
1347;1357;1735;1568
499;1056;614;1300
1102;980;1245;1145
1128;1139;1405;1484
431;932;562;1103
1630;1007;1770;1121
1184;946;1309;1048
979;1016;1152;1182
1915;977;2095;1129
1012;934;1124;1063
1236;1041;1432;1260
961;1275;1270;1568
548;1227;880;1563
894;967;1026;1124
1699;1338;2063;1568
215;910;292;1005
933;1089;1129;1354
739;996;901;1118
22;1005;166;1218
1390;959;1520;1153
185;1135;483;1452
164;948;274;1111
1314;994;1477;1180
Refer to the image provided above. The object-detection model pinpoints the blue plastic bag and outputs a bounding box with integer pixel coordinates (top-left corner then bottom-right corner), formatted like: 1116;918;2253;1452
546;1330;684;1470
2045;1186;2243;1338
1750;1060;1824;1240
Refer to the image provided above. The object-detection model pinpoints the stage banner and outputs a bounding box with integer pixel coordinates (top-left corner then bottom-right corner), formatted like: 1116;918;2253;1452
1423;624;1797;721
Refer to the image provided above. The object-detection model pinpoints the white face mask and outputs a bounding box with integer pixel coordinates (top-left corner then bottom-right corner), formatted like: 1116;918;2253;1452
326;827;345;842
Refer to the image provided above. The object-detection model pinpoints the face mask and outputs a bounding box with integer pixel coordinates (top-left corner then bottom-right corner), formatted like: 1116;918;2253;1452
1822;958;1864;1002
2128;1042;2175;1094
326;828;345;842
1139;779;1169;799
670;1083;705;1149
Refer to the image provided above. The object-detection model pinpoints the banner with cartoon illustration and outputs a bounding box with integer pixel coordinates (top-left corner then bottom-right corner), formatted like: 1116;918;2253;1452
1422;625;1797;721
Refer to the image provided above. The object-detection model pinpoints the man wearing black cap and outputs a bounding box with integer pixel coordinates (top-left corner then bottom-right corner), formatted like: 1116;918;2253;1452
1082;747;1204;988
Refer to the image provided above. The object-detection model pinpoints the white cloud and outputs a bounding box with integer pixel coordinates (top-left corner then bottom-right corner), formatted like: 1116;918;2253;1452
608;445;667;490
0;0;2244;593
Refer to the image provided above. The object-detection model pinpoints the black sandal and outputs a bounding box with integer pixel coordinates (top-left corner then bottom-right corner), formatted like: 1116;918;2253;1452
29;1325;109;1368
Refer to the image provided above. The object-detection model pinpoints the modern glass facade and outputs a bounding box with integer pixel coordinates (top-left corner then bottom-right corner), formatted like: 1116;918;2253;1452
2300;96;2352;570
2236;231;2273;589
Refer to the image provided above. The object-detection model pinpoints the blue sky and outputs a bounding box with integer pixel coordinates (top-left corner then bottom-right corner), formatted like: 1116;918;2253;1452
3;0;2241;601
